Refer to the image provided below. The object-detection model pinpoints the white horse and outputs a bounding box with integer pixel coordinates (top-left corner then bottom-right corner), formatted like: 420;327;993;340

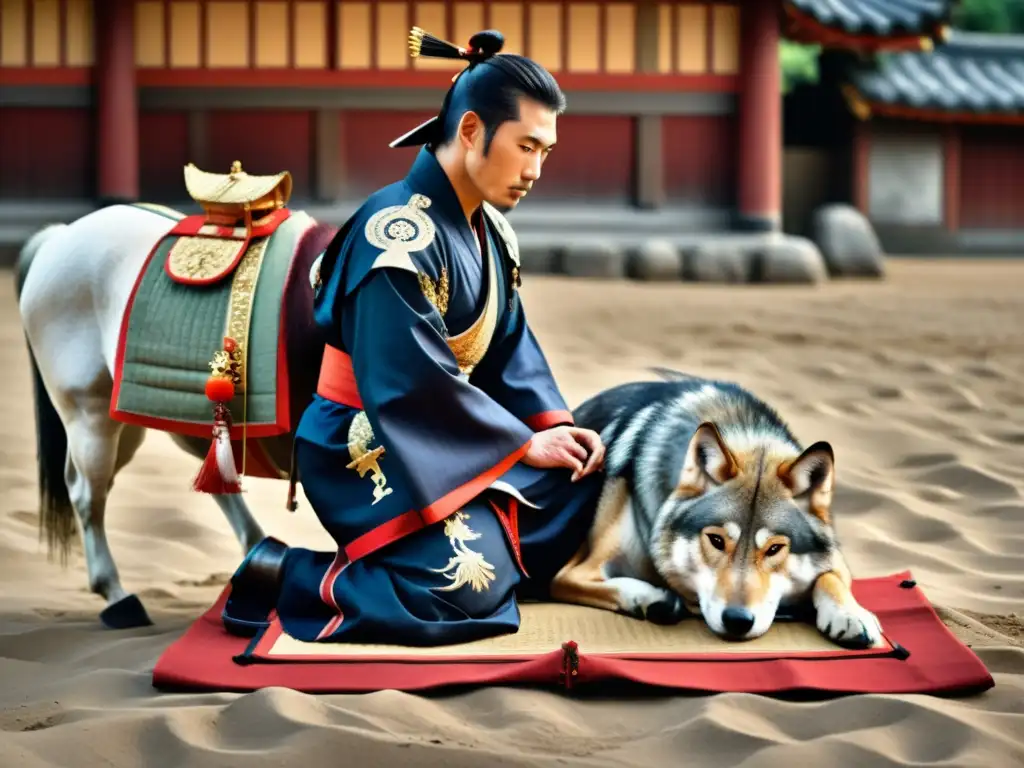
15;203;336;629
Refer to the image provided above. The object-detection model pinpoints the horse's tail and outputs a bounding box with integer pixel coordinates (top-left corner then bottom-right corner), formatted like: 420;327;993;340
16;224;76;563
14;223;64;299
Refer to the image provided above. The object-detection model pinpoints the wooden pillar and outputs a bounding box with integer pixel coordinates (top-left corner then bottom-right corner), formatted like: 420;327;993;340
735;0;781;230
315;109;342;201
96;0;138;202
633;0;663;208
188;111;210;170
943;124;961;233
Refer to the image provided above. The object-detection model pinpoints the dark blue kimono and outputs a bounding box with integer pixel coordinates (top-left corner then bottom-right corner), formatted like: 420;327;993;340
271;148;604;646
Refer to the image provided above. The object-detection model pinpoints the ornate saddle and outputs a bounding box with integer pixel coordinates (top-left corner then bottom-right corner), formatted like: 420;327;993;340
111;160;336;485
185;161;292;224
165;161;295;286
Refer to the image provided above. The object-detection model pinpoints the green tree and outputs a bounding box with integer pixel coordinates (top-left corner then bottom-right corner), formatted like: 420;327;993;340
953;0;1014;32
780;40;820;92
1005;0;1024;31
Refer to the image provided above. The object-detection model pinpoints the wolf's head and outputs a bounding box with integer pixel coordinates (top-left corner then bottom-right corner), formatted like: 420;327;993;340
652;422;837;641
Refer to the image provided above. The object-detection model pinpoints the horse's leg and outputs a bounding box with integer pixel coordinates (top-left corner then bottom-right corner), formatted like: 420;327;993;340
63;405;152;628
167;433;266;555
211;493;266;555
113;425;147;475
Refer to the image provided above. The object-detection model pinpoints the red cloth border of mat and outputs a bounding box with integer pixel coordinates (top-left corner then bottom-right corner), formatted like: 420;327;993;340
151;571;995;696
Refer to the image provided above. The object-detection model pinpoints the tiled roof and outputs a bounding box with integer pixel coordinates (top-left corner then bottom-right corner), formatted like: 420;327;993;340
787;0;955;37
848;31;1024;115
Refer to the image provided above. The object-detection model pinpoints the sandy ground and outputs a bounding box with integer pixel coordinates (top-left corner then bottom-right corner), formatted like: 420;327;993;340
1;260;1023;767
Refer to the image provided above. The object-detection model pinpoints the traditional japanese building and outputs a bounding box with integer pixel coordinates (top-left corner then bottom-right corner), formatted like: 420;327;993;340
840;30;1024;253
0;0;955;248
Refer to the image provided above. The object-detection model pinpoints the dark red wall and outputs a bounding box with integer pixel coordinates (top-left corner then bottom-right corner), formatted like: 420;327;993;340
0;105;738;213
959;125;1024;229
662;115;736;205
0;108;94;198
139;111;191;201
340;111;637;203
339;109;436;198
205;110;314;200
526;115;636;202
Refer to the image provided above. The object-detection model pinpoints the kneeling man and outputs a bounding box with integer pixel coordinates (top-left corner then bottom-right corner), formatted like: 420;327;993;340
224;27;607;646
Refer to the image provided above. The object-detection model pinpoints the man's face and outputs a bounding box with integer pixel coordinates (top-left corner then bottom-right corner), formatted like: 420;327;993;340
463;97;557;209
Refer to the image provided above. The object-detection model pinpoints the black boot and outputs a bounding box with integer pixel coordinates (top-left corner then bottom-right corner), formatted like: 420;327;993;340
221;536;289;637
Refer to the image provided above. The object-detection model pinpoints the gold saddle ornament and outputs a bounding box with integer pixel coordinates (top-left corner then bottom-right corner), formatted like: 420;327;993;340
166;160;293;286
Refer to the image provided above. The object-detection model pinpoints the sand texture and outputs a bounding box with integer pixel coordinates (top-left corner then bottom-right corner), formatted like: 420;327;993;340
1;260;1023;767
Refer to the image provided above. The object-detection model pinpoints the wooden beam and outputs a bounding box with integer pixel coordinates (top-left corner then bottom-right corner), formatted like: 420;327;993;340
0;67;91;85
132;67;738;91
855;98;1024;126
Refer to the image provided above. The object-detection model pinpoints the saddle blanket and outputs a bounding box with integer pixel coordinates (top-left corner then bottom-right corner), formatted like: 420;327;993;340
110;204;315;443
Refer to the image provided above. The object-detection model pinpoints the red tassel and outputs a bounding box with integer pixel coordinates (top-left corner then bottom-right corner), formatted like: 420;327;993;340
193;412;242;494
194;336;244;495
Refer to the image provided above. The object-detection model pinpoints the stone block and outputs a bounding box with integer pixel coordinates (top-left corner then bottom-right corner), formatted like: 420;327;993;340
559;241;627;278
627;239;683;281
812;203;886;278
752;235;829;284
684;242;752;283
517;242;558;274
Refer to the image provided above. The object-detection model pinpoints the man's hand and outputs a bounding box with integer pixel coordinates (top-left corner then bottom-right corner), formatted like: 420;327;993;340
522;426;605;482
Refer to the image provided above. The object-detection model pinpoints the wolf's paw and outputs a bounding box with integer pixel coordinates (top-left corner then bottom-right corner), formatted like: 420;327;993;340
606;578;686;625
644;594;689;625
815;597;884;649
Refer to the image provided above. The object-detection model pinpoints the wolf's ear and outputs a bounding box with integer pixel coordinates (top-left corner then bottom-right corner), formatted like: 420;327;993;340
778;441;835;523
677;422;739;495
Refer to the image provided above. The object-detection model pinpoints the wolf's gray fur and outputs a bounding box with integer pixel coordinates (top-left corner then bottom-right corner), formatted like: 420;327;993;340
564;372;880;647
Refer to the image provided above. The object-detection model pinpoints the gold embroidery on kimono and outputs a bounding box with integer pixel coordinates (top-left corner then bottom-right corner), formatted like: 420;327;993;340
431;511;497;593
417;268;450;316
346;411;393;505
440;231;501;376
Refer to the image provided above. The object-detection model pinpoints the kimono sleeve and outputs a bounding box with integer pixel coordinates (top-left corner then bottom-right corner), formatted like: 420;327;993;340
340;262;537;529
470;290;575;432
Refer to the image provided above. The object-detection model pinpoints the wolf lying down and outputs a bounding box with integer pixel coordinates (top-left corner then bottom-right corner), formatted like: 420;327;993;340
552;369;884;650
